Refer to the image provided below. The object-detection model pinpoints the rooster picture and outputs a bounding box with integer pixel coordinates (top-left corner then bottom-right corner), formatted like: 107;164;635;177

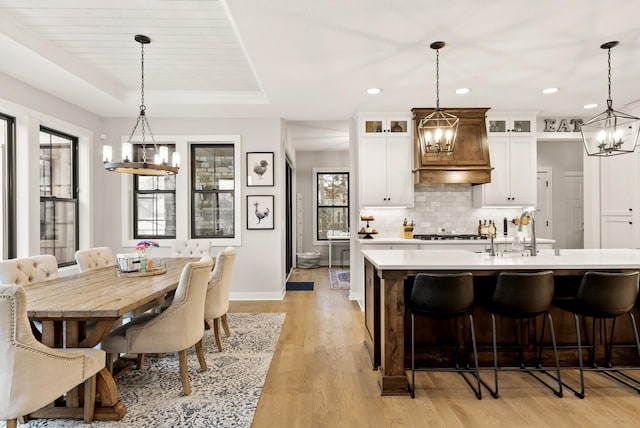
254;201;270;224
253;159;269;179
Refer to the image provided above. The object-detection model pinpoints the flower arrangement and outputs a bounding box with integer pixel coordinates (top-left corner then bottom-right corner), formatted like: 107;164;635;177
136;240;160;252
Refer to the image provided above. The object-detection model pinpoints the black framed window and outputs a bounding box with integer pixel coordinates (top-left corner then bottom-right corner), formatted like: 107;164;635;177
39;127;78;266
316;172;349;241
191;144;235;238
0;113;16;259
133;145;177;239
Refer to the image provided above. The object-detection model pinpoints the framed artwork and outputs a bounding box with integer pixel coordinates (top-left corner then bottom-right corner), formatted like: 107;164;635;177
247;195;274;230
246;152;274;186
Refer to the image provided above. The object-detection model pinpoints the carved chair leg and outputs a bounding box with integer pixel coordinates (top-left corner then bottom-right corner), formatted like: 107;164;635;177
195;339;208;371
204;319;213;330
178;349;191;395
213;318;224;352
83;375;97;423
221;313;231;337
6;419;17;428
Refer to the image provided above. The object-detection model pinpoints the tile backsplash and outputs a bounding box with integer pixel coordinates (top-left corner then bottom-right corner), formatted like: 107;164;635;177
359;185;526;237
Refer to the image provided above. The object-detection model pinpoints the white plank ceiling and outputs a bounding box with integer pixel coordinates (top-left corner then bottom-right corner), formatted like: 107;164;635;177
1;0;640;150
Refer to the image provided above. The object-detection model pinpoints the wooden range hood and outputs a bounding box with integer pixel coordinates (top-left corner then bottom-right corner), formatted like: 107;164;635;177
412;107;492;185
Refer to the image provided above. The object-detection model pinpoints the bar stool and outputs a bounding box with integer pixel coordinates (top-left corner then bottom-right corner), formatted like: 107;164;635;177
554;271;640;398
478;271;562;398
407;272;482;399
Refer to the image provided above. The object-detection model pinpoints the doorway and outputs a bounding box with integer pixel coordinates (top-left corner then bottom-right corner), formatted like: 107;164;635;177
285;155;294;277
536;168;553;239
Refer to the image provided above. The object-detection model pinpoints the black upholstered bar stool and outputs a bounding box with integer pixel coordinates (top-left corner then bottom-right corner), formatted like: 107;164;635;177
478;271;562;398
554;271;640;398
407;272;481;399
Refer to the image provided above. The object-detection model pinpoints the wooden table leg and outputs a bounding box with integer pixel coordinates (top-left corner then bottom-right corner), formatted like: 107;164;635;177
377;270;411;395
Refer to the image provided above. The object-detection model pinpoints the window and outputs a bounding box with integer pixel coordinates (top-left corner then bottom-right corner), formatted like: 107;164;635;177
133;144;177;239
39;127;78;266
0;113;16;259
191;145;236;238
315;170;349;241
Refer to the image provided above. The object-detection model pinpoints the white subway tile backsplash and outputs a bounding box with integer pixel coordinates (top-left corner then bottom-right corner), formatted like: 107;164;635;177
360;185;523;237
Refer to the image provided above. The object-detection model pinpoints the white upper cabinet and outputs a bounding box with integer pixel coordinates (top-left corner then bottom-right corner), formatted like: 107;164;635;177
358;114;413;207
474;112;537;207
487;115;535;136
360;116;411;137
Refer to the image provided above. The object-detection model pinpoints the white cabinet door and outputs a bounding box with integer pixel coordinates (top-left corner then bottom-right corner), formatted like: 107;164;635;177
600;153;636;216
509;137;536;205
360;137;388;205
601;216;635;248
483;138;509;205
386;136;414;206
474;137;536;207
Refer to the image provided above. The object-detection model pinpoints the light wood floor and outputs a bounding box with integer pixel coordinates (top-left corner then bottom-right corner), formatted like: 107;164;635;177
229;267;640;427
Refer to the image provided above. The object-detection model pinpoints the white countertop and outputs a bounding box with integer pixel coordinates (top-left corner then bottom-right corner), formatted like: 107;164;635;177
361;248;640;270
357;237;555;245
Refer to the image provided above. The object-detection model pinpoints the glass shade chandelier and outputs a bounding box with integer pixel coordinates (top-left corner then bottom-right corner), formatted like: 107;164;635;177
417;41;459;156
581;41;640;157
103;35;179;175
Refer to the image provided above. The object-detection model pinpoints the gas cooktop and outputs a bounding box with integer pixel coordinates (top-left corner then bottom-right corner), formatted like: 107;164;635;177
413;234;488;241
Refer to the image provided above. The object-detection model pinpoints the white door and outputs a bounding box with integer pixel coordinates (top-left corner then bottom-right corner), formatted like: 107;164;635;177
564;172;584;249
601;216;633;248
536;169;552;239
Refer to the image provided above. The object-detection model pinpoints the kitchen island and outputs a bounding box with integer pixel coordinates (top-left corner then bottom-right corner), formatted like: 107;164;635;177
362;248;640;395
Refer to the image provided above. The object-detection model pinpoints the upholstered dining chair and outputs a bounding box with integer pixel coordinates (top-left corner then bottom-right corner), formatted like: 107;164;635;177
0;284;105;426
0;255;59;339
171;239;212;257
101;255;214;396
205;247;236;352
75;246;115;272
0;255;59;285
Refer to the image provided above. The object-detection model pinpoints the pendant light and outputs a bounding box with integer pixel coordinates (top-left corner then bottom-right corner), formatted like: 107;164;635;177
416;41;459;156
581;41;640;157
103;35;179;175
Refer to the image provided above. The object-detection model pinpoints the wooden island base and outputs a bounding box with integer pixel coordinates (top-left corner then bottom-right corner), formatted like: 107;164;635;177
363;250;640;395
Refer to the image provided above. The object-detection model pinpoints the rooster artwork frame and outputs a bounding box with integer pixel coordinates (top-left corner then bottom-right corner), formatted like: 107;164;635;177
246;152;274;186
247;195;274;229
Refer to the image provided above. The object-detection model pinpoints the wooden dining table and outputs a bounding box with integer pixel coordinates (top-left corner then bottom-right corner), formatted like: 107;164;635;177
22;257;198;421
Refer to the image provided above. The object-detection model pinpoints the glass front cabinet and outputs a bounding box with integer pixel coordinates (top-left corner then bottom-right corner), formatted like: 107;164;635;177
360;116;411;137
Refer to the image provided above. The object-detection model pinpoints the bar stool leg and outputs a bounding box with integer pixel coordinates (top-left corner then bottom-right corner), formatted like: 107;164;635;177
411;312;416;399
575;314;586;398
546;312;563;397
468;313;482;399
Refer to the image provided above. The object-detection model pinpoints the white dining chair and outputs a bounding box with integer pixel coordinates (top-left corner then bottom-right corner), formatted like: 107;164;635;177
75;247;115;272
171;239;212;257
0;284;106;426
205;247;236;351
101;255;214;395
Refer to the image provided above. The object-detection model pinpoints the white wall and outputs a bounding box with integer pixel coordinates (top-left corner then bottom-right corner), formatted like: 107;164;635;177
295;150;349;265
101;117;286;299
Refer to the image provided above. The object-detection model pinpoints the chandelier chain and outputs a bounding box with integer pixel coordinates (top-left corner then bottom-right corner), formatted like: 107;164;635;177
607;46;612;102
435;48;440;109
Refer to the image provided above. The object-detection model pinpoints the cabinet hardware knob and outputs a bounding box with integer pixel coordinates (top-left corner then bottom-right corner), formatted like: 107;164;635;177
630;222;633;225
629;208;633;211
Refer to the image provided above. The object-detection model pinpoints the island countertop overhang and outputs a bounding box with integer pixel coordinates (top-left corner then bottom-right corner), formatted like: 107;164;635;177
361;248;640;271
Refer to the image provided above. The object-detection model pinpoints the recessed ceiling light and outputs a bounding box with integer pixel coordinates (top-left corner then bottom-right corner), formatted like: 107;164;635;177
542;87;559;94
583;103;598;109
367;88;382;95
455;88;470;95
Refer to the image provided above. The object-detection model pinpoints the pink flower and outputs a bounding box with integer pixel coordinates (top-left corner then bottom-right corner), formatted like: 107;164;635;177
136;240;160;251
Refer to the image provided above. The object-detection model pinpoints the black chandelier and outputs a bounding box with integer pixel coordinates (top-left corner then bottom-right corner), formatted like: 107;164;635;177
581;41;640;157
416;41;459;156
103;35;179;175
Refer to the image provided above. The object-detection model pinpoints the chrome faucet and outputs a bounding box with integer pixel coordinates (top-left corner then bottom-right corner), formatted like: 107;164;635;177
518;211;537;256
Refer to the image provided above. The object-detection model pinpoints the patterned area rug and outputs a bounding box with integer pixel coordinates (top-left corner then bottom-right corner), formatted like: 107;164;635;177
329;268;350;290
14;312;285;428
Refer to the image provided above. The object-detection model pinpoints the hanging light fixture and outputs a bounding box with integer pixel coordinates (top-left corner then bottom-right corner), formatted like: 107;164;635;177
416;41;459;156
581;41;640;157
103;35;179;175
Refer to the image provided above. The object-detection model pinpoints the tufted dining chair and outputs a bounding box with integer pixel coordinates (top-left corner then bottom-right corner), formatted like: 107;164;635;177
75;247;115;272
0;255;59;339
171;239;212;257
0;284;106;426
0;255;59;286
205;247;236;352
101;256;214;396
